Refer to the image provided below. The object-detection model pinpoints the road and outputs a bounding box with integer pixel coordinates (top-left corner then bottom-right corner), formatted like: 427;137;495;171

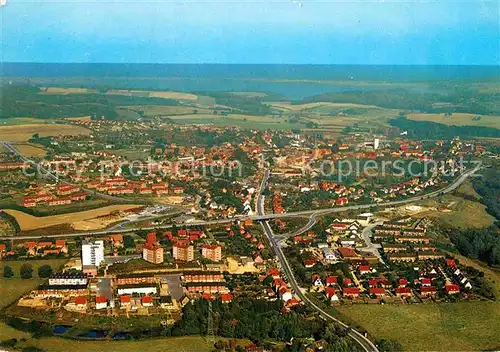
0;163;481;241
256;170;379;352
359;222;384;264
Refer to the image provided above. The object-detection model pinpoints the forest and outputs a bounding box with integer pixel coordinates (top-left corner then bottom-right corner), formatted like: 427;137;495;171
168;297;362;351
0;85;179;119
448;227;500;266
301;88;500;115
472;166;500;221
389;116;500;139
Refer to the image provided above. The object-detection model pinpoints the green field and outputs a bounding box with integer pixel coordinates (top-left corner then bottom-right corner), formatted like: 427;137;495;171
338;302;500;351
418;194;496;229
0;332;249;352
0;259;68;309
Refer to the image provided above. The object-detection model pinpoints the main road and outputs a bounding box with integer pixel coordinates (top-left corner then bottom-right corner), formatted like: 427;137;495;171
256;169;379;352
0;163;481;241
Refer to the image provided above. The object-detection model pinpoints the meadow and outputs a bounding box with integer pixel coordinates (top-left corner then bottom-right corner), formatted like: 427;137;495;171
408;113;500;128
12;143;47;158
418;194;496;229
2;204;143;231
337;302;500;351
0;123;91;142
19;336;250;352
107;89;198;101
0;259;68;309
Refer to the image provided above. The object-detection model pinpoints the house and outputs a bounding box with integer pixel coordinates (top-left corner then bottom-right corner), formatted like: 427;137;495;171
325;276;337;286
325;286;338;301
279;287;293;302
343;278;353;287
337;247;359;259
95;296;108;310
75;296;87;309
221;293;233;304
369;287;386;297
109;234;124;248
343;287;359;298
120;295;131;308
141;295;154;307
445;259;457;268
358;265;371;275
445;284;460;294
395;287;412;297
420;286;437;296
304;259;316;268
399;279;408;288
312;274;323;287
323;248;338;262
421;278;432;287
202;293;213;301
267;268;280;280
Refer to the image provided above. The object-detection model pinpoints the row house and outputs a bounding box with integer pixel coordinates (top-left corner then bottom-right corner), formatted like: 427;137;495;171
32;285;88;299
48;197;72;206
184;282;228;294
387;253;417;262
417;251;445;261
395;236;430;244
56;184;80;196
115;273;157;286
0;162;25;171
382;244;407;253
107;187;135;195
182;271;225;283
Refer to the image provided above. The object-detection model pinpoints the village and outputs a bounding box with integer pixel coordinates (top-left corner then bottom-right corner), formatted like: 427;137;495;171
0;118;498;349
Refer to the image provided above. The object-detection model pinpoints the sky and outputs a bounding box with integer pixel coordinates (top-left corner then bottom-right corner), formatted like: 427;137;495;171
0;0;498;65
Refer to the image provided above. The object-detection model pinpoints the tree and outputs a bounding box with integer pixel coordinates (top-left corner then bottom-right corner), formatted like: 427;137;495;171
37;264;53;278
123;235;135;249
3;265;14;278
379;339;404;352
20;263;33;279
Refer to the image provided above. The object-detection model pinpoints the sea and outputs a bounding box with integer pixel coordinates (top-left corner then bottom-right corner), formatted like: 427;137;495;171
1;63;498;99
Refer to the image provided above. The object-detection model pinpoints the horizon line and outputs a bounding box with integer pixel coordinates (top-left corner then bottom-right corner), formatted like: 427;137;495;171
1;62;499;67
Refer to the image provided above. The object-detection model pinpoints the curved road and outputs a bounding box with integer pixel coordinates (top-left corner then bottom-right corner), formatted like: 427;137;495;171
256;170;379;352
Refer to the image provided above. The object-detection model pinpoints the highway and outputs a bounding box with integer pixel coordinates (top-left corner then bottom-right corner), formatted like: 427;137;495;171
0;163;481;241
256;170;379;352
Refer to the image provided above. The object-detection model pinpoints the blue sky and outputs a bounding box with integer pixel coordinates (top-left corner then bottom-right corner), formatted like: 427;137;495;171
0;0;498;64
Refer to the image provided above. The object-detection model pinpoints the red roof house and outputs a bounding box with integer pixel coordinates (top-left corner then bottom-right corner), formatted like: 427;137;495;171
221;293;233;304
369;287;386;297
304;259;316;268
343;287;360;297
395;287;412;297
325;276;338;286
420;286;438;296
445;284;460;294
75;296;87;306
358;265;370;275
421;278;432;287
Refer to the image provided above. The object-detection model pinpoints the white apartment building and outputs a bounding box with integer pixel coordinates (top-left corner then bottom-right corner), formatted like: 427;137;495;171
48;273;88;286
81;240;105;267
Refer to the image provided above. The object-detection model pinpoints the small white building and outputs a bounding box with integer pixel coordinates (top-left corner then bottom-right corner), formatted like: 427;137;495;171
117;285;158;296
49;273;88;287
323;248;338;262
